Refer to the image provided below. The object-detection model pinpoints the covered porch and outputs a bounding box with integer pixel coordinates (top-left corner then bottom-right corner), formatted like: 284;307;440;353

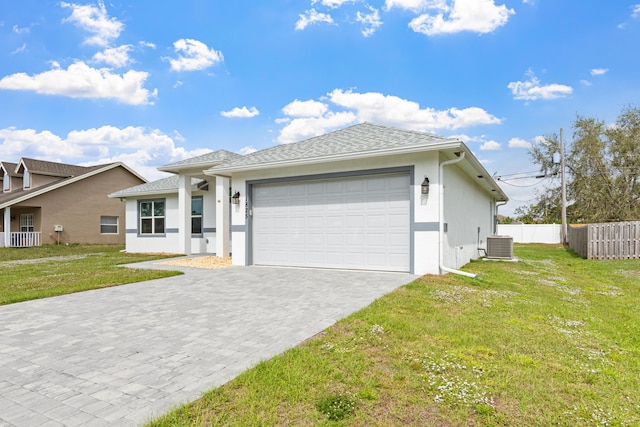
1;206;42;248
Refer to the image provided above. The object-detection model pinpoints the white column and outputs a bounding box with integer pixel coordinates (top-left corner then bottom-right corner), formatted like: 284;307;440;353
3;207;10;247
177;174;192;255
215;176;230;257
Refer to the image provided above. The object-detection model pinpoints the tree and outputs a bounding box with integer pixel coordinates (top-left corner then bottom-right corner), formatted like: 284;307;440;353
520;106;640;223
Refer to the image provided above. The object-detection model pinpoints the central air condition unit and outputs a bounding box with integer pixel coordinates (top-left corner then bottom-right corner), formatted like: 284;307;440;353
486;235;513;259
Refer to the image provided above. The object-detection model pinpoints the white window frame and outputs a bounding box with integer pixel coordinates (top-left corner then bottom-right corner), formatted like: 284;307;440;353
23;171;31;189
3;172;9;191
100;216;118;234
139;199;165;235
20;214;34;232
191;196;203;235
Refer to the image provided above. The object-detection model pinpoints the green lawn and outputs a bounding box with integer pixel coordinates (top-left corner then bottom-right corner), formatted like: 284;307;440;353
149;244;640;426
0;244;181;305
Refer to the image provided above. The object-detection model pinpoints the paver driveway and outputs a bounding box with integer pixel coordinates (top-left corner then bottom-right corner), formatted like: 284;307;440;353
0;261;414;426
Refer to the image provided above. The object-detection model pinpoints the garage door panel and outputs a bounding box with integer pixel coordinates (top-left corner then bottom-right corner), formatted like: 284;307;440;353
253;173;410;272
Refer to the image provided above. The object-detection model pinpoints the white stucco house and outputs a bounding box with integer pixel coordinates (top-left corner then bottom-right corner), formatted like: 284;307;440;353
110;123;508;276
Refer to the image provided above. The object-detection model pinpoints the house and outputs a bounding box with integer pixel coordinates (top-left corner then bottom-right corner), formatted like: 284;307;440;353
110;123;508;275
109;150;241;255
0;158;146;248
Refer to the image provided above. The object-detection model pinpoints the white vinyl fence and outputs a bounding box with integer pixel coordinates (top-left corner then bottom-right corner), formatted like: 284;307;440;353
497;224;562;244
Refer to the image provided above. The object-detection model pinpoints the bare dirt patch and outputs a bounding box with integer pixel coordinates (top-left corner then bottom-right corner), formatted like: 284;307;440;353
157;256;233;270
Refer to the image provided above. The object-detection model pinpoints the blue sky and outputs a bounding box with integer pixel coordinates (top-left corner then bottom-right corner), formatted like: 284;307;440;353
1;1;639;215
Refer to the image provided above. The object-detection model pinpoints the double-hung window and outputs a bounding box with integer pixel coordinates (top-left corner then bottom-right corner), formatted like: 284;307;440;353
23;171;31;189
3;172;9;191
192;196;203;235
100;216;118;234
20;214;34;232
139;199;165;235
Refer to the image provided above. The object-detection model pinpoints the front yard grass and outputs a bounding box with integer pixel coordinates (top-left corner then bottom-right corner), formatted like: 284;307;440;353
0;244;181;305
149;244;640;426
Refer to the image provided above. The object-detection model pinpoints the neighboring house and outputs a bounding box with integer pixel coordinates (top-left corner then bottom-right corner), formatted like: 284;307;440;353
110;123;508;275
0;158;146;248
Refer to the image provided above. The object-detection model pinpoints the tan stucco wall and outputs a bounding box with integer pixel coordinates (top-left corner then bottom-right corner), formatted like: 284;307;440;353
30;173;62;189
11;166;144;245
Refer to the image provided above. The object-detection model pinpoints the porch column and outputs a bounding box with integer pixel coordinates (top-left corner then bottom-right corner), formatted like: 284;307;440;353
3;207;10;247
177;174;192;255
215;176;230;257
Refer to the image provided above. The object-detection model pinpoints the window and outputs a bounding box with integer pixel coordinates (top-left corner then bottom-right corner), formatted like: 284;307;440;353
100;216;118;234
139;199;165;234
192;196;203;235
3;172;9;191
20;214;34;232
23;171;30;188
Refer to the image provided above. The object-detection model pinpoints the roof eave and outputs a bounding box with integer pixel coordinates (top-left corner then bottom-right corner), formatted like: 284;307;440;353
157;160;225;174
1;163;146;209
204;141;463;175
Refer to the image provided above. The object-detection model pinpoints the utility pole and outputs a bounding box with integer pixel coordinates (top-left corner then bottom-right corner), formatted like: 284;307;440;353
560;128;567;245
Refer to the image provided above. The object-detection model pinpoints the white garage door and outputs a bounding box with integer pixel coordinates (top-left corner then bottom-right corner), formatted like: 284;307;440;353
252;173;410;272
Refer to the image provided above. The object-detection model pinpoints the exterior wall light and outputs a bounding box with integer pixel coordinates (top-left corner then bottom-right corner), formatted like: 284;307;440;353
421;177;430;195
231;191;241;204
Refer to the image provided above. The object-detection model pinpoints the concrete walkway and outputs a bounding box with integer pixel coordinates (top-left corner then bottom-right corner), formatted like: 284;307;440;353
0;261;415;426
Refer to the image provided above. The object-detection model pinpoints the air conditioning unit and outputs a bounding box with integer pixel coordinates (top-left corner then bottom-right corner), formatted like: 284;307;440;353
486;235;513;259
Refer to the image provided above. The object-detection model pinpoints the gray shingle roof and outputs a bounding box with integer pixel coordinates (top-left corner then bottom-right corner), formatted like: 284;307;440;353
206;122;455;172
109;175;206;198
159;149;242;171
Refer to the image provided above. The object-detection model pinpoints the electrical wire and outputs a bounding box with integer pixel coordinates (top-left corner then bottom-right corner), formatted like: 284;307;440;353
498;179;547;188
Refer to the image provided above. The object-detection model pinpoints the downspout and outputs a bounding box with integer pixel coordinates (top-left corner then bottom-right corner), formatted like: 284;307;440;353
439;151;477;278
495;201;507;234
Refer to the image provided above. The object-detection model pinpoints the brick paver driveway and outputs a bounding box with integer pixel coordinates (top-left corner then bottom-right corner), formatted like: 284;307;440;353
0;262;414;426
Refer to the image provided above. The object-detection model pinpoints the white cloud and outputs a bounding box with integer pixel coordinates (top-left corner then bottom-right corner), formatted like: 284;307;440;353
508;70;572;101
173;80;183;89
633;4;640;18
312;0;357;8
277;113;357;143
590;68;608;76
408;0;514;35
139;41;156;49
92;45;133;68
277;89;501;143
480;140;501;150
580;79;592;86
12;43;27;55
296;9;335;30
13;24;30;34
357;6;383;36
508;137;532;148
239;146;258;155
61;0;123;47
384;0;431;11
282;99;329;117
166;39;223;72
220;106;260;118
0;125;211;181
328;89;502;130
0;61;156;105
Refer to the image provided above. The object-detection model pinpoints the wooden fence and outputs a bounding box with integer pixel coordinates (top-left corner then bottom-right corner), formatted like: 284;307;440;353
568;221;640;259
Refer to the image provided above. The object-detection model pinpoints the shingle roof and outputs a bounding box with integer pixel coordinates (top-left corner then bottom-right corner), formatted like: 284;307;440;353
1;162;19;177
0;162;144;209
109;175;206;198
206;122;455;172
159;149;242;171
19;158;100;177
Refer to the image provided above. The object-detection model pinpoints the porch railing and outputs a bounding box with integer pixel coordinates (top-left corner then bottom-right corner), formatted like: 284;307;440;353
8;232;41;248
